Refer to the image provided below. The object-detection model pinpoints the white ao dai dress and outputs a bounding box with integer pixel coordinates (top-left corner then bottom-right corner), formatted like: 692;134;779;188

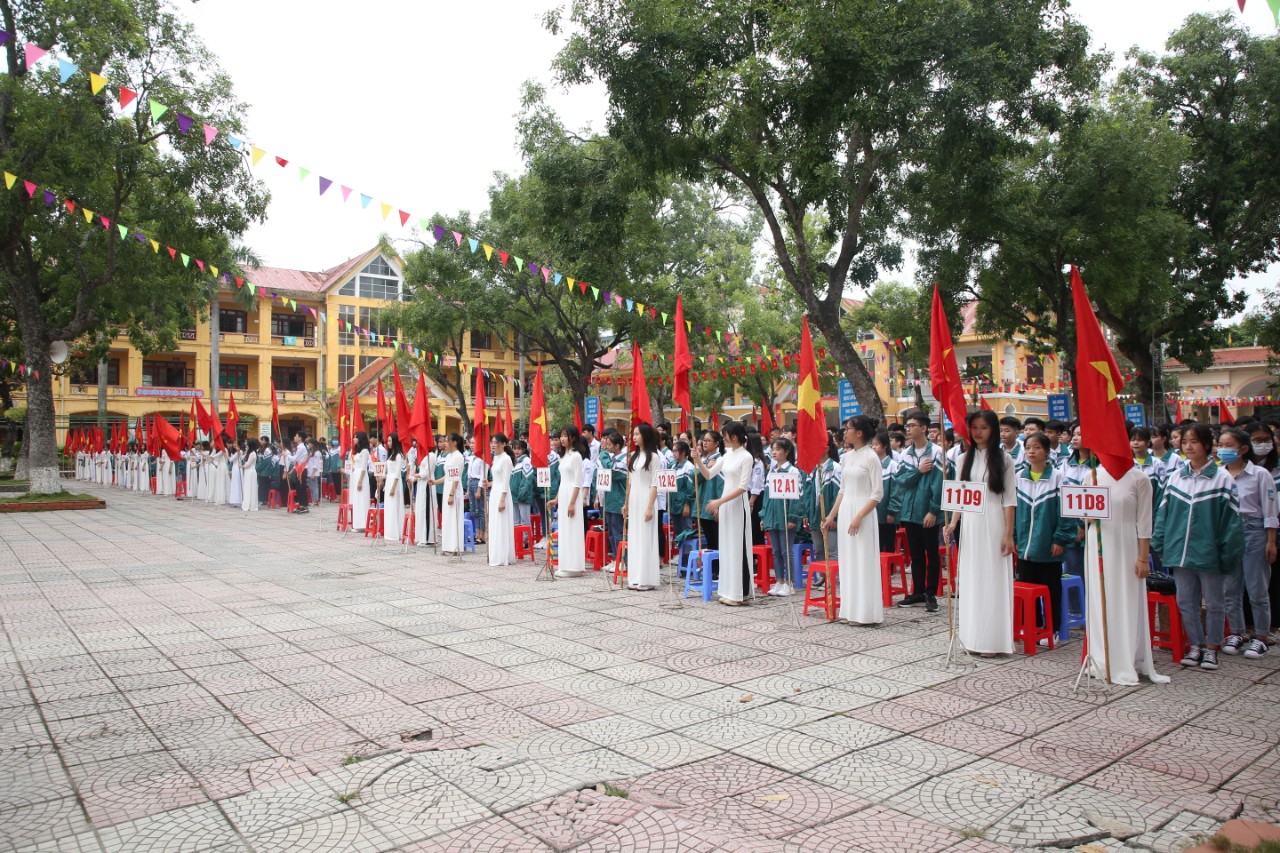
383;455;406;543
488;453;514;566
441;450;466;553
555;450;586;576
351;449;372;531
837;445;884;624
627;451;660;588
957;448;1018;654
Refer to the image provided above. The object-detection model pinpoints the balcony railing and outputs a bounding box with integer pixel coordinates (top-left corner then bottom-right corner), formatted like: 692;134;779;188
218;333;260;344
271;335;316;348
219;389;258;401
68;385;131;396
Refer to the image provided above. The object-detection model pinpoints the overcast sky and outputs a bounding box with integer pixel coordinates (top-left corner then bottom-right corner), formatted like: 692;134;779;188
178;0;1277;310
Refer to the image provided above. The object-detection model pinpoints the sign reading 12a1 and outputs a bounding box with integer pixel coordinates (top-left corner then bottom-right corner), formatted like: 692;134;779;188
941;480;985;514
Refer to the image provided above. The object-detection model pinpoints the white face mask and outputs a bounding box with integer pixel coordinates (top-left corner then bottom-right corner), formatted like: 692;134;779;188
1253;442;1274;457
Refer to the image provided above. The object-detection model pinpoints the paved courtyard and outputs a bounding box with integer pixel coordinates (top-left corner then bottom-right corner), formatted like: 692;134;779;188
1;484;1278;852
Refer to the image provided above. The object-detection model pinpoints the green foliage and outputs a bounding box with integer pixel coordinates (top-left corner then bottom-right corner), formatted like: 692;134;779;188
843;282;928;370
4;406;26;423
554;0;1098;420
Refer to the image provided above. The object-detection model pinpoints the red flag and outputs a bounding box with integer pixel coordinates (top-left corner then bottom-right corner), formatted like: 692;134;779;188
631;341;652;429
574;402;583;432
352;389;367;437
194;395;212;433
507;388;517;439
270;379;282;440
761;398;776;434
929;284;970;443
337;386;351;458
393;369;412;438
795;316;828;471
376;378;388;436
1174;398;1183;423
226;392;239;440
979;395;994;412
209;395;225;451
1071;266;1133;480
188;398;198;444
711;408;720;431
1217;397;1235;425
409;372;435;453
679;408;688;435
154;415;183;461
672;294;692;413
528;365;549;468
473;364;491;464
493;394;506;439
134;415;142;446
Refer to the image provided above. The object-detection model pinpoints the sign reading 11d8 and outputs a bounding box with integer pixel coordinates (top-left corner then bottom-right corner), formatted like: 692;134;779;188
941;480;985;514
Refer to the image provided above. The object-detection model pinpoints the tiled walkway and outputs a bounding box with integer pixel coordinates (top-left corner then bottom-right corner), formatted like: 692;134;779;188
1;484;1277;852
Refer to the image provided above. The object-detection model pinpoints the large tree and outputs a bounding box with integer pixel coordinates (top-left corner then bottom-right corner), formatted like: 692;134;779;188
0;0;267;492
551;0;1096;422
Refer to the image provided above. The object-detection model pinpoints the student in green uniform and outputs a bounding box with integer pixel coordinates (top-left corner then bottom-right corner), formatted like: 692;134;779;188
697;431;724;549
1014;433;1077;634
510;439;535;528
804;433;841;561
669;440;697;553
597;431;627;559
762;438;804;595
872;429;897;554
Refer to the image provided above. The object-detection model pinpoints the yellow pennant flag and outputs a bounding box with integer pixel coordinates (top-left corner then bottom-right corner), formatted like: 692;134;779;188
379;202;392;220
2;172;14;190
482;244;494;260
251;146;267;167
82;207;94;223
89;72;107;95
149;239;159;253
567;278;576;291
210;265;218;278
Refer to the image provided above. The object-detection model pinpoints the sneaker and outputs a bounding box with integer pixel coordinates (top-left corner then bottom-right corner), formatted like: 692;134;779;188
924;595;939;613
1262;632;1277;647
1200;648;1220;670
897;593;925;608
1222;634;1244;655
769;583;794;597
1243;639;1268;659
1180;645;1203;667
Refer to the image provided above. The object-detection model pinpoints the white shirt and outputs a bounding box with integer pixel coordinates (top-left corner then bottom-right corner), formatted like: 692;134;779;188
1232;461;1279;527
467;454;487;480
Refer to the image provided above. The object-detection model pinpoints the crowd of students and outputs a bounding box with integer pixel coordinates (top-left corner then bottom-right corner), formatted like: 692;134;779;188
75;408;1279;686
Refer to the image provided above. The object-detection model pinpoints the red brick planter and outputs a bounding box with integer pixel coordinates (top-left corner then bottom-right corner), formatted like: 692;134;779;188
0;499;106;512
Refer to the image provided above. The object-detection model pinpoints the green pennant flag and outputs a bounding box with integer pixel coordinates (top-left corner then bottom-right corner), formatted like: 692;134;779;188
149;99;168;122
591;286;599;300
662;312;668;324
116;224;128;239
247;282;255;294
299;167;311;181
514;257;523;272
180;253;190;267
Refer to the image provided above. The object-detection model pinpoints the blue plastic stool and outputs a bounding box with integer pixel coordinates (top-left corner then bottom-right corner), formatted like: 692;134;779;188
1058;574;1086;641
678;537;705;575
463;519;477;553
790;544;815;586
683;550;720;602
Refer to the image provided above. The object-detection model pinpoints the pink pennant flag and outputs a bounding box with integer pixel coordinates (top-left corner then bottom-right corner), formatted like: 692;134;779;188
23;44;47;67
22;180;36;198
195;260;204;271
100;216;111;230
542;267;551;283
202;124;218;145
340;185;352;202
398;210;410;226
451;231;463;246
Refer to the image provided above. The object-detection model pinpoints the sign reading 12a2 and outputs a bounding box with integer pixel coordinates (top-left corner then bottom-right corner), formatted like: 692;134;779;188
941;480;985;514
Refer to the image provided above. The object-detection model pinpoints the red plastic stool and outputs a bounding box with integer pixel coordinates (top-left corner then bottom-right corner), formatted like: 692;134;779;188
1013;581;1055;655
364;508;384;540
937;545;958;597
322;481;337;502
336;504;353;532
662;522;673;564
340;487;349;505
880;552;910;606
150;476;157;493
267;489;282;509
803;560;839;616
514;525;534;562
584;529;607;571
896;527;909;558
531;514;543;542
175;480;187;499
401;514;416;546
612;541;629;586
287;490;298;514
1147;589;1185;660
751;545;774;595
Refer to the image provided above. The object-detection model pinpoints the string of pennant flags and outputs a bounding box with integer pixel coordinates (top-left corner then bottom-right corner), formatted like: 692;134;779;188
9;31;833;362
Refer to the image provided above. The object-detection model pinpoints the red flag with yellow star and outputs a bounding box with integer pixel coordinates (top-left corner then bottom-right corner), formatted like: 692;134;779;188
796;316;827;471
1072;266;1132;480
929;284;970;443
528;364;549;468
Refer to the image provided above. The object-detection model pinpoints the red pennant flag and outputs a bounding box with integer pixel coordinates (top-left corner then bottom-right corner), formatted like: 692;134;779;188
631;341;652;429
1218;397;1235;425
376;378;388;436
393;368;412;439
593;391;604;435
194;395;212;433
929;284;970;443
1071;266;1133;480
672;295;693;414
270;379;282;440
473;363;491;464
528;365;549;469
226;392;239;440
409;372;435;454
209;395;225;451
795;316;827;471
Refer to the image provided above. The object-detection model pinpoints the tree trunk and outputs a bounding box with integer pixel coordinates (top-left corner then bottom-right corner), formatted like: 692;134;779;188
210;298;221;411
815;306;883;422
18;321;61;494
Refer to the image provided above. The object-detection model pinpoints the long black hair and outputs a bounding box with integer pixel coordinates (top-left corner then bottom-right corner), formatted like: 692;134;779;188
445;432;465;453
492;432;516;465
1248;422;1279;471
722;421;747;447
960;410;1008;495
630;422;658;471
561;425;590;459
701;430;724;454
354;431;370;454
772;438;796;465
386;432;403;461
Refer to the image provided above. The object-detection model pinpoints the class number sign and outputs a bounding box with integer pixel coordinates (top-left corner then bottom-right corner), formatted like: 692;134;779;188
536;467;551;488
1060;485;1111;520
768;471;801;500
655;470;678;493
596;469;612;493
941;480;985;514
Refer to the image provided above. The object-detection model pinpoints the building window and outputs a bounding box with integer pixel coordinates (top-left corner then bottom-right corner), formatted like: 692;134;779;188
337;257;402;300
271;313;313;339
143;360;191;388
359;306;394;341
1026;355;1045;385
271;366;307;392
219;308;247;334
339;355;355;385
71;358;120;386
219;364;249;389
862;353;875;382
359;355;380;372
339;304;356;346
470;330;494;352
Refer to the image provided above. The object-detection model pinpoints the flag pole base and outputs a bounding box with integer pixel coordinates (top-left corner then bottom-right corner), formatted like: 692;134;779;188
534;556;556;582
658;563;684;610
1074;653;1109;694
774;593;806;632
937;592;975;671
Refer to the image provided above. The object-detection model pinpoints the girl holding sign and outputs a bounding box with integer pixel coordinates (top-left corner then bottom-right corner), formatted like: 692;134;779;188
823;416;883;624
441;433;467;555
763;438;803;596
626;423;661;590
351;432;372;532
947;410;1016;656
554;426;589;578
488;434;516;566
